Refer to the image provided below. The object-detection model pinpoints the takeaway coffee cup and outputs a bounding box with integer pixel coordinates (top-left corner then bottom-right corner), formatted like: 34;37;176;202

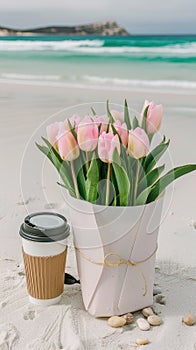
20;212;70;306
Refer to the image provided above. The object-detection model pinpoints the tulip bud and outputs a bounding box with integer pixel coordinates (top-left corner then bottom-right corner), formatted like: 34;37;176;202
58;131;80;161
141;100;163;134
128;127;149;159
98;132;120;163
111;110;124;123
77;116;98;152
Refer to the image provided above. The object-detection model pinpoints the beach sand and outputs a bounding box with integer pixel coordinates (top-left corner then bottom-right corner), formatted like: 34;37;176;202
0;81;196;349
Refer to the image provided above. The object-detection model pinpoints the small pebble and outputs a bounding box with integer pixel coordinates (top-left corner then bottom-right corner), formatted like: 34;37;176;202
136;318;150;331
108;316;126;328
121;312;134;324
142;307;154;318
147;315;162;326
18;271;25;276
182;314;195;326
155;294;166;305
136;338;149;346
152;304;161;315
153;287;162;295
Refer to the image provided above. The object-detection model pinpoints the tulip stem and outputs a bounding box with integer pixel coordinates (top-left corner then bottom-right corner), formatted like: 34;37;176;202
134;160;139;205
105;162;111;206
70;161;80;199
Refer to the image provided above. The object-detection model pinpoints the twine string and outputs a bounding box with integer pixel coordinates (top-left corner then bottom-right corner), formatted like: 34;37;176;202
75;244;158;296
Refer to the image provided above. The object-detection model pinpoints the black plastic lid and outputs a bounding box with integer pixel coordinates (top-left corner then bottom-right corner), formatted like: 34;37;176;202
19;212;70;242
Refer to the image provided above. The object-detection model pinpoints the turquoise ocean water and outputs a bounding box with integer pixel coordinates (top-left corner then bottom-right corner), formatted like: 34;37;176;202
0;35;196;93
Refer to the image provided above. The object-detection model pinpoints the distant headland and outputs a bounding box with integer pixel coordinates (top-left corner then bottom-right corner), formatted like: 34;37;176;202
0;21;130;36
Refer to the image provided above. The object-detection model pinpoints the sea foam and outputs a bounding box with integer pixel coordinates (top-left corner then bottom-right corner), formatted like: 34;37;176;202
0;39;104;51
0;40;196;57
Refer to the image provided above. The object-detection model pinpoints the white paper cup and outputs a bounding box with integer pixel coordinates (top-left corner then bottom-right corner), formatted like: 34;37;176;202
20;212;70;306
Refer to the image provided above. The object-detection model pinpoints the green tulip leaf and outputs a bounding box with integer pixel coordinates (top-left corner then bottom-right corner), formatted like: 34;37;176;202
161;135;166;143
36;141;75;196
97;179;107;205
91;107;97;116
132;116;139;129
120;144;129;172
141;105;149;132
85;153;99;203
106;100;115;123
138;165;165;193
41;138;72;181
112;149;130;206
112;145;121;166
74;157;86;200
111;167;118;206
147;164;196;203
135;186;152;206
144;139;170;173
67;119;77;140
124;99;132;130
111;124;123;148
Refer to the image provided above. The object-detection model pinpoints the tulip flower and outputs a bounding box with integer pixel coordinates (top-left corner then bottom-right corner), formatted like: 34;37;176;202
47;122;63;148
77;116;99;152
93;114;109;133
63;114;81;134
141;100;163;134
98;131;120;163
111;110;124;123
70;114;80;127
113;120;128;148
128;127;149;159
58;130;80;162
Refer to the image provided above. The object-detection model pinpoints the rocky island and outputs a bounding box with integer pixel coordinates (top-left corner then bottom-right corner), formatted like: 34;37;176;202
0;21;129;36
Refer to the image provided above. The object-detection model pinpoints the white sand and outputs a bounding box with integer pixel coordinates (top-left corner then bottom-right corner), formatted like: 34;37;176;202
0;82;196;349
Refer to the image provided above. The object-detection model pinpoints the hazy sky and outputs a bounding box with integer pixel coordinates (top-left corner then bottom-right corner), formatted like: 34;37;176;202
1;0;196;34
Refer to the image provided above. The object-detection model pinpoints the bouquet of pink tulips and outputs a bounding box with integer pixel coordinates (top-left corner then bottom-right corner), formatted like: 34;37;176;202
37;100;196;206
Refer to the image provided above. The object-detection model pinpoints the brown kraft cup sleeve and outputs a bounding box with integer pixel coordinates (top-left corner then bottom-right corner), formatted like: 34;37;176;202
22;247;67;300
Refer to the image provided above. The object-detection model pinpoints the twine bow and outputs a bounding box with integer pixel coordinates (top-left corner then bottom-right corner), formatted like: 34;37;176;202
75;245;158;296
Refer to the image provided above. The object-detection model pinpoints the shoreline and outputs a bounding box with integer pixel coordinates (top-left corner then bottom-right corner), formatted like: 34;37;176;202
1;78;196;96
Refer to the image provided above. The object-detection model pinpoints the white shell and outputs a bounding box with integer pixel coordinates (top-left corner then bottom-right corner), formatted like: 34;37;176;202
136;318;150;331
136;338;149;345
142;307;154;318
147;315;162;326
182;314;195;326
108;316;126;328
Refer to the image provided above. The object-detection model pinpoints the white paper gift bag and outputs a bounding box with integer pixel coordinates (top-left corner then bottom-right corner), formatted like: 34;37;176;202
66;192;164;317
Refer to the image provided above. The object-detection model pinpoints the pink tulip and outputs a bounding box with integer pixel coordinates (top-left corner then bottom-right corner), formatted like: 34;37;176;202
70;114;80;126
93;115;109;133
111;110;124;123
141;100;163;134
98;132;120;163
128;127;149;159
47;122;62;147
64;114;81;133
77;116;99;152
58;130;80;161
113;120;128;147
